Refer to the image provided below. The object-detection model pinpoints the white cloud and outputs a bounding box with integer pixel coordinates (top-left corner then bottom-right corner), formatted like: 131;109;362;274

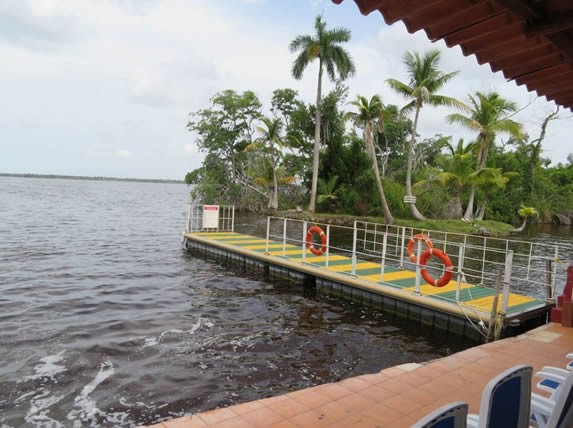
116;149;132;158
0;0;571;180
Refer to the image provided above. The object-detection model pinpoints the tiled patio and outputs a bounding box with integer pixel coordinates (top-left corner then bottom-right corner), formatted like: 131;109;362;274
144;323;573;428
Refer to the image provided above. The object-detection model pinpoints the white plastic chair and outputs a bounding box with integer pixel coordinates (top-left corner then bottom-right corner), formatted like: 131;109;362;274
467;365;532;428
531;370;573;428
412;401;468;428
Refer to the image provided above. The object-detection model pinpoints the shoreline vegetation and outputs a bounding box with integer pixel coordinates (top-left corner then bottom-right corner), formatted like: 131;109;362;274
273;210;514;237
0;173;183;184
185;15;573;229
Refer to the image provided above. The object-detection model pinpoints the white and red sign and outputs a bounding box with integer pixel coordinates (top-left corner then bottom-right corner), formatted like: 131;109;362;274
202;205;220;229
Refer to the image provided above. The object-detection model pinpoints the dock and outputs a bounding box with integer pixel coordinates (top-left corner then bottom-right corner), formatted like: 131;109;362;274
183;221;553;341
181;205;566;341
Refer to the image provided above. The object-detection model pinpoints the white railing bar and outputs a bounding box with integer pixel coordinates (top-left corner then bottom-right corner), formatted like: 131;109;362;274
351;220;358;276
501;250;513;313
414;238;422;294
380;232;387;282
325;224;331;267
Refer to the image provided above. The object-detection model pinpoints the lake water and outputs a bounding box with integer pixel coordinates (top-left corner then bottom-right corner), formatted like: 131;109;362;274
0;177;569;427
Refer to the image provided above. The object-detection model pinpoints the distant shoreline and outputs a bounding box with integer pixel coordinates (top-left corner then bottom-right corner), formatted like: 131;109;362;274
0;173;183;184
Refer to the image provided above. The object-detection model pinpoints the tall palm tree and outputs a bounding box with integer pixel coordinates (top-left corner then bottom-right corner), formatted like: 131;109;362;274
386;49;464;220
290;15;355;213
347;95;394;224
246;117;285;210
447;91;524;219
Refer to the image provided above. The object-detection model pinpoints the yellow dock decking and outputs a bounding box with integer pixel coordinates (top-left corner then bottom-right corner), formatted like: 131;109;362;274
185;232;550;325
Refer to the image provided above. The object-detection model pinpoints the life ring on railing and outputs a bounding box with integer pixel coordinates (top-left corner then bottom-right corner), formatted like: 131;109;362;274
306;225;327;256
420;248;454;287
407;233;433;263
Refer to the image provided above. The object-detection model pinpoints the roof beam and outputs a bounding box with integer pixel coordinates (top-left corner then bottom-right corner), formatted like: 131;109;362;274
492;0;540;20
526;13;573;36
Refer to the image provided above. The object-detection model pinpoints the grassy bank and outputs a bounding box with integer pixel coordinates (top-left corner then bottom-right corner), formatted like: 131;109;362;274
274;211;514;237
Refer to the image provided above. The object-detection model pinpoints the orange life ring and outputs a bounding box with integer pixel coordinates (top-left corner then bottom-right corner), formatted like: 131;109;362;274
407;233;433;263
306;225;326;256
420;248;454;287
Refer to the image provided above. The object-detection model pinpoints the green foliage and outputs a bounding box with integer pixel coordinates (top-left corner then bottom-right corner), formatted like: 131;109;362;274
183;41;572;224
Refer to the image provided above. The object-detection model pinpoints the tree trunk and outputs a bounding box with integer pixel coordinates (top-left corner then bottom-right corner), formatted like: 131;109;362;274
465;134;488;220
476;199;487;220
406;104;426;220
463;186;476;220
269;166;279;210
365;125;394;224
307;61;323;213
509;218;528;233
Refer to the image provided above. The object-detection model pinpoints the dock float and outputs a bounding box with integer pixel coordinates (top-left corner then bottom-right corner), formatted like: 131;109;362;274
183;229;553;342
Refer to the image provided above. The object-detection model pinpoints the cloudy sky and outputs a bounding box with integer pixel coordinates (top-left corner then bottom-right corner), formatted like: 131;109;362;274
1;0;571;180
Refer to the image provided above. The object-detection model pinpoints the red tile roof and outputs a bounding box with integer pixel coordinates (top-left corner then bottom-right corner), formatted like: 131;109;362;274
332;0;573;110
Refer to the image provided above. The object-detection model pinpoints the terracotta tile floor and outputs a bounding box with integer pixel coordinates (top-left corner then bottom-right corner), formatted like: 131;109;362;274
143;323;573;428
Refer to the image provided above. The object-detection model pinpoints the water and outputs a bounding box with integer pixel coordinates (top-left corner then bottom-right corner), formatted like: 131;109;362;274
0;177;568;427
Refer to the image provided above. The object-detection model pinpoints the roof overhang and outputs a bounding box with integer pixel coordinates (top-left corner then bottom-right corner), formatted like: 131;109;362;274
332;0;573;110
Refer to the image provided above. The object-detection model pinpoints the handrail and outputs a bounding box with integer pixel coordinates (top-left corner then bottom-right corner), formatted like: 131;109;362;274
263;216;566;302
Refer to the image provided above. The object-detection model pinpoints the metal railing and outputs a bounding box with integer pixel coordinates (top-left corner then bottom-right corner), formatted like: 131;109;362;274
186;204;235;233
264;217;565;305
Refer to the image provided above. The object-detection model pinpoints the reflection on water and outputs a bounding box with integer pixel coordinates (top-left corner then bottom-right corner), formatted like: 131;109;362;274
0;177;569;427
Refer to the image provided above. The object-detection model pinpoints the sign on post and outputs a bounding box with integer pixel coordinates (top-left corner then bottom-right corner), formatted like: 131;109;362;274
202;205;220;229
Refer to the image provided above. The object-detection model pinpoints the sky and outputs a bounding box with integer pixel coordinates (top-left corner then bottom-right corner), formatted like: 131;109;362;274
1;0;572;180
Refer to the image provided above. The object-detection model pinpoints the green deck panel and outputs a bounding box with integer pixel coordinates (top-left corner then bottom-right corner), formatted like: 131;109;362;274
430;287;497;303
383;277;418;289
506;299;546;314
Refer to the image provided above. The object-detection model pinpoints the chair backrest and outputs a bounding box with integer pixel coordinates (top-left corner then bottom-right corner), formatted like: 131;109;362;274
547;370;573;428
412;401;468;428
480;365;532;428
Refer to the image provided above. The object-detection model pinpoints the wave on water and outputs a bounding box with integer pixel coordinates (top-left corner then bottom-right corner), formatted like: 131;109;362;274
141;318;214;348
65;359;131;428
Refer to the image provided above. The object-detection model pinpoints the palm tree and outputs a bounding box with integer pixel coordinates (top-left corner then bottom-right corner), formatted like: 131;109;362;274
347;95;394;224
246;117;286;210
424;139;476;218
510;205;539;232
317;175;339;211
447;91;524;219
469;167;517;220
386;49;464;220
290;15;355;213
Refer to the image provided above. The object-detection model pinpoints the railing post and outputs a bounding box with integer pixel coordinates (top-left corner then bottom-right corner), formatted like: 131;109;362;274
545;259;554;303
399;227;406;269
363;222;368;251
302;221;308;263
231;206;235;232
380;232;387;283
282;218;287;257
265;217;270;254
351;221;358;276
414;239;422;294
186;204;191;233
501;250;513;314
456;246;464;303
552;247;559;300
325;225;331;267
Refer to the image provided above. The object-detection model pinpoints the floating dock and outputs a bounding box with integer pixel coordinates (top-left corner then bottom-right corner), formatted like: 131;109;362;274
183;228;553;342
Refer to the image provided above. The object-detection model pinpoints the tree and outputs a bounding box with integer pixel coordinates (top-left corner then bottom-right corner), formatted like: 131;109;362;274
290;15;356;213
347;95;394;224
421;139;476;219
447;91;524;219
469;167;517;220
510;206;539;232
246;116;287;210
386;49;464;220
317;175;339;211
